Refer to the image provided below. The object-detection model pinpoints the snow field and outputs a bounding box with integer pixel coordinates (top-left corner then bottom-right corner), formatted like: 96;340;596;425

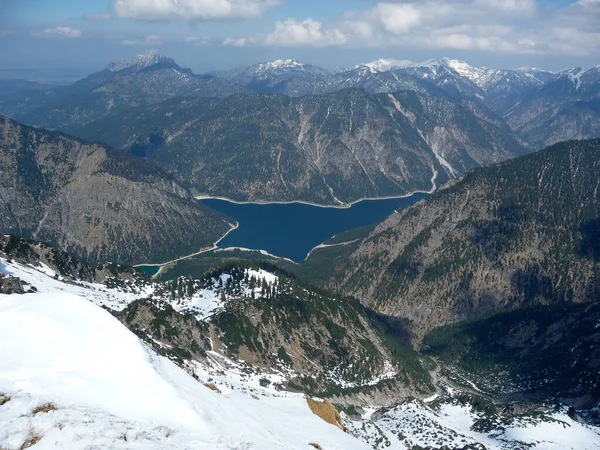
0;259;367;449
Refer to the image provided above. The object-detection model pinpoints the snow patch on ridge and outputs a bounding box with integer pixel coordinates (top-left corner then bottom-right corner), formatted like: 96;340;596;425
355;58;414;73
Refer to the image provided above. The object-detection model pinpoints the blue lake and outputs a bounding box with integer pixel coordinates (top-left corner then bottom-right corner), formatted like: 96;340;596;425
200;194;428;262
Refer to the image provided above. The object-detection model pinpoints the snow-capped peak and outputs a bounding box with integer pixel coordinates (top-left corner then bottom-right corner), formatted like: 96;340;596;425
107;50;175;72
355;58;414;73
256;59;304;72
413;57;485;81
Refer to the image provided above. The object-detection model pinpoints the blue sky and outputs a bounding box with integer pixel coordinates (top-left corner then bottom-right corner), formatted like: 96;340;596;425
0;0;598;82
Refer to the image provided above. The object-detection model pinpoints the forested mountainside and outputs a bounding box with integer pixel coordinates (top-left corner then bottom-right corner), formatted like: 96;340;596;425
0;115;232;264
117;262;433;403
0;79;57;118
317;138;600;338
424;301;600;409
74;89;527;205
0;236;433;403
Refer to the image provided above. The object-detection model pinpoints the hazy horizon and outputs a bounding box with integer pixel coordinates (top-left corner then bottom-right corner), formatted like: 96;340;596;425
1;0;599;82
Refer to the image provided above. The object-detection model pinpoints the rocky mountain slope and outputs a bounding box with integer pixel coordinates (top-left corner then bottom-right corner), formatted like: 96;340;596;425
0;115;232;264
318;138;600;338
74;89;527;205
8;51;243;131
0;236;434;404
505;66;600;148
118;262;433;402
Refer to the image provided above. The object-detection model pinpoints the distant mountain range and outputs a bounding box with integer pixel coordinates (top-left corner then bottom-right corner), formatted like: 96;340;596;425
1;51;598;148
505;65;600;147
0;51;598;205
5;50;243;130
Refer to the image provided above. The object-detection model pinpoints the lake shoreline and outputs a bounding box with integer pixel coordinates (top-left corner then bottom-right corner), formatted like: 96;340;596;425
135;220;239;275
194;188;433;210
137;190;430;274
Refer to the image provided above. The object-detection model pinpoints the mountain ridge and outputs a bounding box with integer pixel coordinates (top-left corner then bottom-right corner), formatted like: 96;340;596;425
314;137;600;338
0;114;232;264
74;88;527;205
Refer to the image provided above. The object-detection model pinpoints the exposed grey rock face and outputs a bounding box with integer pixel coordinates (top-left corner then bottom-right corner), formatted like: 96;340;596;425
0;275;27;294
320;138;600;339
75;89;527;205
0;115;232;265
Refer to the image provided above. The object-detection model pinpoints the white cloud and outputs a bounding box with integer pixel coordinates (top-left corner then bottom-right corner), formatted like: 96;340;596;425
572;0;600;7
224;19;347;47
219;0;599;56
0;30;13;37
84;12;112;21
122;34;163;45
185;36;212;46
473;0;537;16
366;3;422;35
39;26;83;38
113;0;280;21
333;0;600;56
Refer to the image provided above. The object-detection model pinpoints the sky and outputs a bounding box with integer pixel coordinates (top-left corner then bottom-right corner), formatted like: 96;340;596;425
0;0;599;82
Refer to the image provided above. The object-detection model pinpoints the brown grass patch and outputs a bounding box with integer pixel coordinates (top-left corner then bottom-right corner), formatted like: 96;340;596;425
204;383;221;393
252;395;260;401
0;393;11;406
306;398;346;432
30;402;57;415
19;427;43;449
309;443;323;449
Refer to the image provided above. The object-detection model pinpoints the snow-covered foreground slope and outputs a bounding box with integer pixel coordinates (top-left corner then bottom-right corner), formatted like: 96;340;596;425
0;261;367;449
1;257;599;449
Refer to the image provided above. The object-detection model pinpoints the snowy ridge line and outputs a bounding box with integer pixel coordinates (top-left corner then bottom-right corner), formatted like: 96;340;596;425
0;257;154;312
